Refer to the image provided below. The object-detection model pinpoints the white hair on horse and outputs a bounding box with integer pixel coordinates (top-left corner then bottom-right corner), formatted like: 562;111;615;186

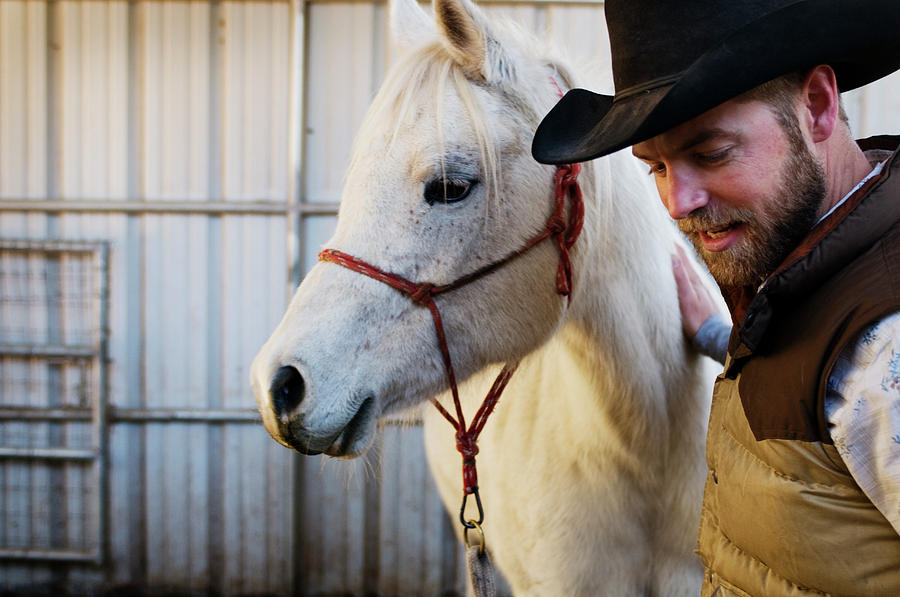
250;0;722;593
353;43;503;219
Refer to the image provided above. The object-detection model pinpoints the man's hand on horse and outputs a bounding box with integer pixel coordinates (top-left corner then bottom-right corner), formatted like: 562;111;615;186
672;244;720;341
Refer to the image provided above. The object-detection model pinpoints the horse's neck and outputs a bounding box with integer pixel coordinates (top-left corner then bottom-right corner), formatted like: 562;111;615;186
450;152;704;462
550;152;693;436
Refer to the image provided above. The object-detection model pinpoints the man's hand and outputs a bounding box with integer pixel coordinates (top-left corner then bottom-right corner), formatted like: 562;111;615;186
672;244;720;340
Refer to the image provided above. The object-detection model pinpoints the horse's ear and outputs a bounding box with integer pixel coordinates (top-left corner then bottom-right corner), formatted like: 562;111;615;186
390;0;437;50
434;0;513;83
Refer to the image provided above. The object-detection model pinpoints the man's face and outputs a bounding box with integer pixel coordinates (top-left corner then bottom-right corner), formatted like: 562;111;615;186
632;98;826;287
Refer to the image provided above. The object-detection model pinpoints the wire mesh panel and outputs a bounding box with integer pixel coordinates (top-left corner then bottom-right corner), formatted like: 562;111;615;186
0;240;109;563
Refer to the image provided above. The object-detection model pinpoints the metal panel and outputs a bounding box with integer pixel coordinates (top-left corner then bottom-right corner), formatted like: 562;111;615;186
304;1;387;205
844;69;900;139
0;1;296;594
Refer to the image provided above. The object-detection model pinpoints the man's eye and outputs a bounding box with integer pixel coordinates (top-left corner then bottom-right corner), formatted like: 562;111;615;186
647;163;666;177
697;148;731;164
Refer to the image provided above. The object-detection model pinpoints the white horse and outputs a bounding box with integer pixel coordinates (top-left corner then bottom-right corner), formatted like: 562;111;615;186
251;0;719;594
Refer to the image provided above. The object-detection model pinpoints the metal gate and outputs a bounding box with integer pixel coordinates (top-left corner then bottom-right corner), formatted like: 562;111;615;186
0;240;109;564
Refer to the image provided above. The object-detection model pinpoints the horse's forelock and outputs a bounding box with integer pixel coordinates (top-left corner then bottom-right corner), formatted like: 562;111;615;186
355;41;521;214
352;25;591;234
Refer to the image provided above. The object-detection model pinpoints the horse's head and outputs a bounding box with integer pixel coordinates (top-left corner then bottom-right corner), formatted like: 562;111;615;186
251;0;582;456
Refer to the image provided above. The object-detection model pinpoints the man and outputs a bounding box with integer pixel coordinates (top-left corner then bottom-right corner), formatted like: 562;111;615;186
532;1;900;595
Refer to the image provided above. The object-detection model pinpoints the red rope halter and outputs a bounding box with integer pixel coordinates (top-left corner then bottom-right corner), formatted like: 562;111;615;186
319;52;581;526
319;161;582;513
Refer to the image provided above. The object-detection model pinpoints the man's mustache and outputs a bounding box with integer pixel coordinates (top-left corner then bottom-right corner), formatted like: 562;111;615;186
677;205;754;234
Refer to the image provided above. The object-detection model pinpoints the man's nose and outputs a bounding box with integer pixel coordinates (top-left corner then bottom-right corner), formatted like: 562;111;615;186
662;171;709;219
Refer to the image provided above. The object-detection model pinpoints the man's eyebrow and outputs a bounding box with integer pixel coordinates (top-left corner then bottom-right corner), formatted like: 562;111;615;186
633;128;740;162
677;128;739;152
632;147;654;162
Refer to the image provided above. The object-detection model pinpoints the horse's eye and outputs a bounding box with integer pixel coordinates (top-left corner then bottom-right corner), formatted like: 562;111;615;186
424;178;475;205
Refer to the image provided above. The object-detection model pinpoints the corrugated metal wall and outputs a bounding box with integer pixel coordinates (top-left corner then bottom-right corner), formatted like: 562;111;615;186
1;1;296;594
1;1;899;595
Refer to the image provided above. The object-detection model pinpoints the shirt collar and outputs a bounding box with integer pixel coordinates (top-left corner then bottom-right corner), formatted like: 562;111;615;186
817;159;886;224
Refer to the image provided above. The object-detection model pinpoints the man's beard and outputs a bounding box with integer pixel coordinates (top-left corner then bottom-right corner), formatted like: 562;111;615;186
678;136;827;288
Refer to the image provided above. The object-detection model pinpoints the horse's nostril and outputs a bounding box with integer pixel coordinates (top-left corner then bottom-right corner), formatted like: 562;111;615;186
270;365;305;416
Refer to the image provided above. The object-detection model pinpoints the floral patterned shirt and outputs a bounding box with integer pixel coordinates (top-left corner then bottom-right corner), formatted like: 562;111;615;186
825;312;900;534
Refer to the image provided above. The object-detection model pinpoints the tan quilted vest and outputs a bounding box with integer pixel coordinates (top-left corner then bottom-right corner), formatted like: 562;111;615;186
698;368;900;596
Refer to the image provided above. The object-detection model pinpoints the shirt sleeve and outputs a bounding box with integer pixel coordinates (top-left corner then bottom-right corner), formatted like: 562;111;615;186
825;311;900;534
692;312;730;365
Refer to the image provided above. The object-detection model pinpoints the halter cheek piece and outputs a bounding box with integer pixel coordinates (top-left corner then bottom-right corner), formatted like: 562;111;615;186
318;80;584;539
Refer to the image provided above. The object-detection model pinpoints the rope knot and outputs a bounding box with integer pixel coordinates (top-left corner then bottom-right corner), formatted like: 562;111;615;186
410;283;435;305
554;162;582;187
546;214;566;236
456;431;480;494
455;430;480;461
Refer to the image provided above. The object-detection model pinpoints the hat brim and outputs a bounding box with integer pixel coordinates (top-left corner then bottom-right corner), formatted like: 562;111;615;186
531;86;667;165
533;0;900;165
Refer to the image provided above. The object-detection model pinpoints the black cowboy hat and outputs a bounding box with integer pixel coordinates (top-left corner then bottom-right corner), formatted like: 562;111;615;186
532;0;900;165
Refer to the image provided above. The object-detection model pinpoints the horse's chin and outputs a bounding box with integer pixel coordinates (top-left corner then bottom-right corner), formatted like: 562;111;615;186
322;396;377;458
271;396;378;458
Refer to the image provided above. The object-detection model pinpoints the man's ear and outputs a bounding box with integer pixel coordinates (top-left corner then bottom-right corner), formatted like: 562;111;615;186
801;65;840;143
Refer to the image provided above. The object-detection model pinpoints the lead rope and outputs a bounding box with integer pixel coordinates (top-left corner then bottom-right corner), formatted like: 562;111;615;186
318;84;582;597
466;540;497;597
